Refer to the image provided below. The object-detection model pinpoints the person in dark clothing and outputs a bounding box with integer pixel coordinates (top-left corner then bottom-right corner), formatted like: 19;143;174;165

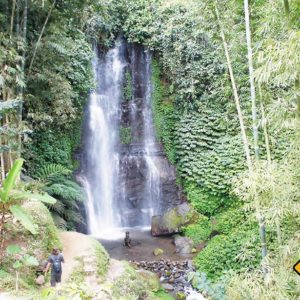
123;231;132;248
44;248;65;287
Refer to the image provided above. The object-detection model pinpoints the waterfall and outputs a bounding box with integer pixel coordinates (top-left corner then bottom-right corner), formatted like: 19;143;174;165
80;41;126;236
80;40;177;237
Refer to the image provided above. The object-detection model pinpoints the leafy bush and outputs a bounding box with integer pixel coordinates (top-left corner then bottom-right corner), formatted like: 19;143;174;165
194;227;261;280
152;59;177;163
226;234;300;300
213;206;248;235
176;111;245;197
24;130;74;175
189;272;229;300
184;183;234;216
183;215;213;244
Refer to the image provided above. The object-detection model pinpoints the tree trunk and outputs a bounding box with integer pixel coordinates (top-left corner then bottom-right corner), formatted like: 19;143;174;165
21;0;28;75
244;0;259;161
28;0;56;73
18;0;28;157
10;0;16;39
214;3;253;172
15;0;19;36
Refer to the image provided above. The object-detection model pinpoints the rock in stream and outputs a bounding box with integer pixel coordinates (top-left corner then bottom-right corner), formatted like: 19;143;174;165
130;258;204;299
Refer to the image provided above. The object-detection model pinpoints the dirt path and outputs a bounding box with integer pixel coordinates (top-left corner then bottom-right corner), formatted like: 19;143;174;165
59;232;125;285
59;231;97;283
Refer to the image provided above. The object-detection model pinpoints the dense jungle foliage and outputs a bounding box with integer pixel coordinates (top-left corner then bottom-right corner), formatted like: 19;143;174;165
1;0;300;299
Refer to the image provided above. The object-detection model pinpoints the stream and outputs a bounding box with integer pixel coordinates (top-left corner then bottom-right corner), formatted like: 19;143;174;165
99;228;205;299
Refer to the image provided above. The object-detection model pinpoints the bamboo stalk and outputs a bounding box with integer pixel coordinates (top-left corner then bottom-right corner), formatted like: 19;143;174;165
244;0;259;161
259;95;271;165
214;3;253;172
18;0;28;157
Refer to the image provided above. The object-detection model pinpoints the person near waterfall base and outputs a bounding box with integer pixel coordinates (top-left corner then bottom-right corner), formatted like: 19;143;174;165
44;248;65;287
124;231;132;248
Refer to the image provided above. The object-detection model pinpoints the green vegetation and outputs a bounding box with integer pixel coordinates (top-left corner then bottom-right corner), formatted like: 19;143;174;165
1;200;60;292
123;70;133;101
1;0;300;299
119;126;132;145
100;0;300;298
0;159;56;261
112;263;161;300
152;289;174;300
34;164;85;230
183;215;212;245
151;60;176;163
93;240;110;278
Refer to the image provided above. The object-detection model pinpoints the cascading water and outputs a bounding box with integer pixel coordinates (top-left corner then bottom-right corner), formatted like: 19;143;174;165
141;51;161;224
80;40;179;237
80;41;126;235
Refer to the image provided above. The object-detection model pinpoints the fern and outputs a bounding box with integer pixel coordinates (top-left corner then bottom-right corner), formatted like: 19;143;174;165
35;163;85;229
47;200;65;215
45;183;84;202
63;209;84;225
36;164;71;181
51;213;68;230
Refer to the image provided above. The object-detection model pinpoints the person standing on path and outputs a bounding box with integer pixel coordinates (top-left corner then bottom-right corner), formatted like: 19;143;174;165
44;248;65;287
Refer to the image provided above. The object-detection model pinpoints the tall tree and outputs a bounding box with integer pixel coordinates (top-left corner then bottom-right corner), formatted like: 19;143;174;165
28;0;57;73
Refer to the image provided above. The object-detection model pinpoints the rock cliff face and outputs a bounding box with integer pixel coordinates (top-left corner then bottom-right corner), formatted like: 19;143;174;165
117;42;180;227
79;40;180;232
